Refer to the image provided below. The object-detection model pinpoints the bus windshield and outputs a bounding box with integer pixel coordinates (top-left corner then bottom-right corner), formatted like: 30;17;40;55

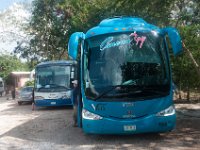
35;65;71;92
84;31;170;100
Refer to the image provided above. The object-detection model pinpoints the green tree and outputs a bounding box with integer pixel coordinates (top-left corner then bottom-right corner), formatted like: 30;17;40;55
25;80;34;86
15;0;70;61
58;0;174;33
170;0;200;91
15;0;200;95
18;0;178;61
0;54;29;80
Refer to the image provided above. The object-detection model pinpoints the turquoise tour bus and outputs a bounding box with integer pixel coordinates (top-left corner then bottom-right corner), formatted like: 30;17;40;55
68;16;182;134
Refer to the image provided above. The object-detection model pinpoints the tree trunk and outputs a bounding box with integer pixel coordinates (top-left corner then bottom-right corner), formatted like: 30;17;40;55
178;91;182;100
179;83;182;100
183;42;200;78
186;81;190;101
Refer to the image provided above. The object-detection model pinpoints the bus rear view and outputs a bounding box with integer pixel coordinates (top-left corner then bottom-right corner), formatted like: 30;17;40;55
68;17;182;134
34;60;77;107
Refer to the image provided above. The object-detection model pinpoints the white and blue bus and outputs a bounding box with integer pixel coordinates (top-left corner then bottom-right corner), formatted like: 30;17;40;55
33;60;77;107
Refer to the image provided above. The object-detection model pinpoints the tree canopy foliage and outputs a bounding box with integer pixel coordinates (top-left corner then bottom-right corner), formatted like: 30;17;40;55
14;0;200;91
0;54;29;80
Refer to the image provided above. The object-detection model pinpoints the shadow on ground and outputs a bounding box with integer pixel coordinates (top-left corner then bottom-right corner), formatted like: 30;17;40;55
0;101;200;149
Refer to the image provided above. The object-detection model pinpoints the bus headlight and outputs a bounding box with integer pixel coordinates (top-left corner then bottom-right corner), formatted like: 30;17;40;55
62;91;71;99
82;109;103;120
156;105;175;116
61;95;70;99
34;96;44;100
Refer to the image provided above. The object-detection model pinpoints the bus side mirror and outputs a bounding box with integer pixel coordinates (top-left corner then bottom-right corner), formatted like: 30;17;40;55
162;27;183;56
68;32;85;60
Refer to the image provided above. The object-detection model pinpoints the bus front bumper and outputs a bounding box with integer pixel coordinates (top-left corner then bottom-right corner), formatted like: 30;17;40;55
34;99;72;107
82;114;176;134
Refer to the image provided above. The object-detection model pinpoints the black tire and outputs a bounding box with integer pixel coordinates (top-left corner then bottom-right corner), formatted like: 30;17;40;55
18;101;22;105
78;91;83;128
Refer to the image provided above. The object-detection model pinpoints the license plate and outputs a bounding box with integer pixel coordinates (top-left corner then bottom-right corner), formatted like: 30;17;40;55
124;125;136;131
51;102;56;105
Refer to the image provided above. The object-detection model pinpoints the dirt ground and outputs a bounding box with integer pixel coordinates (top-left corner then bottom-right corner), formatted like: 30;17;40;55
0;96;200;150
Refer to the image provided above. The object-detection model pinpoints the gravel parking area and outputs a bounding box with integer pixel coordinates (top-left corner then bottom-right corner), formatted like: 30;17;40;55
0;96;200;150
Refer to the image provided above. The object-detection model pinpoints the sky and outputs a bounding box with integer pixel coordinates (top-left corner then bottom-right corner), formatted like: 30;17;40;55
0;0;32;11
0;0;32;57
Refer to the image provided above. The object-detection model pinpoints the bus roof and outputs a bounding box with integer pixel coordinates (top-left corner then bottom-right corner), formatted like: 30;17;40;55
36;60;77;67
85;16;162;39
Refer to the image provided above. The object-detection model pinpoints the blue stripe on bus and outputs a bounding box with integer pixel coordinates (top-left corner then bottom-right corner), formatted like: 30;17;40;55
34;99;72;107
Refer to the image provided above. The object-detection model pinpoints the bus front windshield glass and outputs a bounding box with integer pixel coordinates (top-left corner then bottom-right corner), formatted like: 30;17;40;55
35;65;71;92
84;31;170;100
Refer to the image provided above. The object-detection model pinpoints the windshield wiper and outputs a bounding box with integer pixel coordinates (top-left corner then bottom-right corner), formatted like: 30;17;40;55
36;86;46;91
37;84;69;91
115;88;167;98
94;85;121;101
142;87;168;96
94;83;169;100
122;79;136;86
94;80;138;101
51;84;70;90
